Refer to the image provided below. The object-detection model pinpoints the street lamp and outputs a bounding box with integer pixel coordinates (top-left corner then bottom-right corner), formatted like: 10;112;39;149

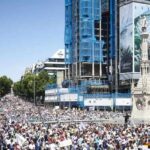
69;79;71;110
33;74;36;106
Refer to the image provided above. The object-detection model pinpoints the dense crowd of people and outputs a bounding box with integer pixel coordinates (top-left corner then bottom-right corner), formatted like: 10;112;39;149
0;95;124;124
0;94;150;149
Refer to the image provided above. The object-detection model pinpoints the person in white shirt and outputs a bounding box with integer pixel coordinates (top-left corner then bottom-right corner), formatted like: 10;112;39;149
28;141;35;150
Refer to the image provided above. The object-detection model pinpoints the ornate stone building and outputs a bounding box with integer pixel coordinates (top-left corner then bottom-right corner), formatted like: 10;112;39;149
132;16;150;121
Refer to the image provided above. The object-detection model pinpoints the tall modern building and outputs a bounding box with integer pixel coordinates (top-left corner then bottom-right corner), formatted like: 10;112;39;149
65;0;150;91
65;0;104;82
65;0;118;93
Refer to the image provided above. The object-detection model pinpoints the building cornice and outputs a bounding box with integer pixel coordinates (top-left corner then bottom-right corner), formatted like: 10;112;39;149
120;0;150;7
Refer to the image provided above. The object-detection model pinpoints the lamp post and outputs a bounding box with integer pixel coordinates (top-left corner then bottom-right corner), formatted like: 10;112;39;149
33;74;36;106
67;66;71;110
69;76;71;110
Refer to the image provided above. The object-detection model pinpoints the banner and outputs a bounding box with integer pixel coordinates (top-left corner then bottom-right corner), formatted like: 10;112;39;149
59;139;72;147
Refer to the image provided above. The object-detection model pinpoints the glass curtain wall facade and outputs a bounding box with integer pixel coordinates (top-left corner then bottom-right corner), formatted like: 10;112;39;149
65;0;104;83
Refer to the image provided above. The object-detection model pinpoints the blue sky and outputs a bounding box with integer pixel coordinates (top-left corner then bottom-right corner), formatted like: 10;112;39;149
0;0;65;82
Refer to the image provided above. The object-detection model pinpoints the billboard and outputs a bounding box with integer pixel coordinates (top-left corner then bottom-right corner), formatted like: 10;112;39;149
84;98;112;107
45;96;57;102
120;2;150;79
115;98;132;106
134;3;150;72
45;89;57;95
120;3;133;73
60;94;78;101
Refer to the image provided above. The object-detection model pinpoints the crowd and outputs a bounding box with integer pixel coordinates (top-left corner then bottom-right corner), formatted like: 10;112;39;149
0;95;123;124
0;94;150;149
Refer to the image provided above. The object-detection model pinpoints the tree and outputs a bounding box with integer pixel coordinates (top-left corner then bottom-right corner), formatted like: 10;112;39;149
13;71;56;103
35;71;55;103
0;76;13;97
13;81;22;96
13;73;35;100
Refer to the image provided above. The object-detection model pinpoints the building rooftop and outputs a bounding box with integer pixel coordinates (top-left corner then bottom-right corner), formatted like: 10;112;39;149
51;49;65;59
120;0;150;7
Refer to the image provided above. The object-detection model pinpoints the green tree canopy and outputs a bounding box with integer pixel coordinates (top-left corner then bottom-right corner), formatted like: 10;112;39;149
0;76;13;97
13;71;56;103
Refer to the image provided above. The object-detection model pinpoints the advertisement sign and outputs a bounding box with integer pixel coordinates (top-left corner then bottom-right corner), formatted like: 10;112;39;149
120;3;133;73
115;98;132;106
120;2;150;77
134;3;150;72
45;96;57;102
45;89;57;95
60;94;78;101
84;98;112;106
